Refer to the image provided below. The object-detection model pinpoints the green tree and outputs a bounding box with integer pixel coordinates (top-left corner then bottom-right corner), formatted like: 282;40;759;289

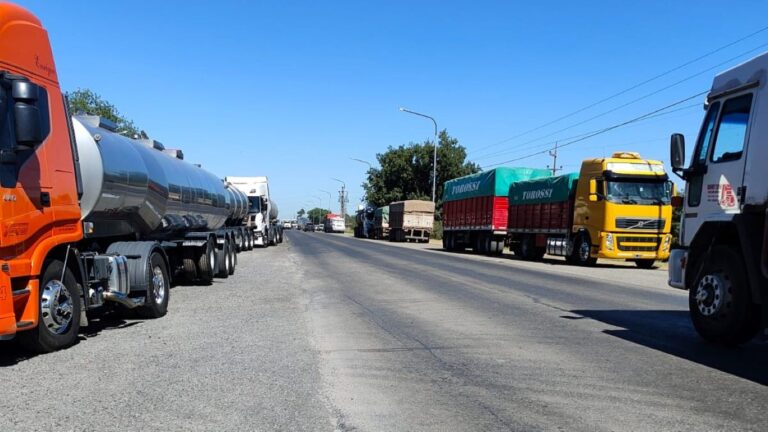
306;207;329;224
297;208;306;218
363;130;479;217
66;88;141;137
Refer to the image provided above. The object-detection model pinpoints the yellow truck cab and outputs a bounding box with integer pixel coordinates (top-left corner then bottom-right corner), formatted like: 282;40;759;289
507;152;673;268
574;152;673;266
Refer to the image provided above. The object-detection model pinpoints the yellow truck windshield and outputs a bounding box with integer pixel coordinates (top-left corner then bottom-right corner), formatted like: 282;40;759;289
606;180;671;205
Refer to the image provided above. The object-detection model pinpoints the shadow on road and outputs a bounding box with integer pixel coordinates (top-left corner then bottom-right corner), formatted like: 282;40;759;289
571;309;768;386
0;313;142;367
425;247;636;269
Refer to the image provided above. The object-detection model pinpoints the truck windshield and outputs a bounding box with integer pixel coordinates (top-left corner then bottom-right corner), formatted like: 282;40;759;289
248;197;261;213
605;181;671;205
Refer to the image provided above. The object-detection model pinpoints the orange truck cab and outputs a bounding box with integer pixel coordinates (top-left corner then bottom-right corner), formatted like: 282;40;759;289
0;4;84;344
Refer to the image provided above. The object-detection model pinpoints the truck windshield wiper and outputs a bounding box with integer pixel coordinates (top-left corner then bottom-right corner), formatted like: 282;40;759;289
622;198;638;204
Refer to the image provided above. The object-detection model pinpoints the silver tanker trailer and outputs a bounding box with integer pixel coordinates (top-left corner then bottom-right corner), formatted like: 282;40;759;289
68;115;253;319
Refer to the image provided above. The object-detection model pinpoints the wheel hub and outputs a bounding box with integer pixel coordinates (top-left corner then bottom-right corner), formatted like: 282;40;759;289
41;280;73;334
152;266;166;305
695;274;728;317
579;240;590;261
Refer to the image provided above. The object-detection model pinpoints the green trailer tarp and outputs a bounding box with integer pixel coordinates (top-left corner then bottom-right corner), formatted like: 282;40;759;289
443;167;551;202
508;172;580;205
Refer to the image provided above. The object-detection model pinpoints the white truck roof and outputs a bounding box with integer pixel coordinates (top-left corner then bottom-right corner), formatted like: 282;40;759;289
225;176;269;198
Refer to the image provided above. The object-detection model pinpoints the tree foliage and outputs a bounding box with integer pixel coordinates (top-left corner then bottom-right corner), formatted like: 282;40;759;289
65;88;141;137
297;208;306;218
306;207;329;224
363;130;480;216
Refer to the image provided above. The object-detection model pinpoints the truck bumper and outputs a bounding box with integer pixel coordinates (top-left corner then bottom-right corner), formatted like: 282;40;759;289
668;248;687;289
597;232;671;261
0;269;17;339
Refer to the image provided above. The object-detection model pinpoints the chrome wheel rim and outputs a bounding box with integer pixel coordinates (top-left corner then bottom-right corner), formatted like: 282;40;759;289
152;265;166;305
41;280;74;334
696;273;729;317
579;239;590;262
208;246;215;271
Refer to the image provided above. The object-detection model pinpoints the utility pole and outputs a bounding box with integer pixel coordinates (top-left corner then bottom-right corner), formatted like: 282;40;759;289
338;186;348;219
547;141;562;176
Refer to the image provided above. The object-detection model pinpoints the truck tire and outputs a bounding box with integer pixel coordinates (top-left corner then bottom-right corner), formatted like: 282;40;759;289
634;259;656;269
520;235;542;261
19;260;81;353
216;240;230;279
570;234;597;266
182;249;197;281
689;245;761;345
228;238;236;276
137;251;170;318
196;238;216;284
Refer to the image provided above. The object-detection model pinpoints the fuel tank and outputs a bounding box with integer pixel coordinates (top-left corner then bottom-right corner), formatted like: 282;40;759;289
74;115;232;238
225;183;248;225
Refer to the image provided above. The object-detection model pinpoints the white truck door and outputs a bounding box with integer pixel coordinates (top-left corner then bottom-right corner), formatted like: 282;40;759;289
684;91;754;242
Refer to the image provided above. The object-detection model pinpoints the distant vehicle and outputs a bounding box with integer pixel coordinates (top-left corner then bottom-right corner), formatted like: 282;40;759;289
291;220;299;229
282;220;292;229
324;213;346;233
354;206;375;238
389;200;435;242
226;176;282;247
304;223;314;232
314;224;325;232
373;206;390;240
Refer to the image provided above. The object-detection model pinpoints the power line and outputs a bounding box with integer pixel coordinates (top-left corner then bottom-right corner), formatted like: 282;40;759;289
473;102;700;162
471;25;768;156
472;40;768;164
481;90;708;169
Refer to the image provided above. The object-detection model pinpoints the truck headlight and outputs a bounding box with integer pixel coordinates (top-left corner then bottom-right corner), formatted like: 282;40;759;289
605;233;614;251
662;235;671;252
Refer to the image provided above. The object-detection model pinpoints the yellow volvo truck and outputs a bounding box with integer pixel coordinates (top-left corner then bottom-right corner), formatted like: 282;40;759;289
507;152;673;267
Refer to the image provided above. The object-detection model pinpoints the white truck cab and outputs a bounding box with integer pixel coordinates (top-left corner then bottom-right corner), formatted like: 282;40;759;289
668;51;768;345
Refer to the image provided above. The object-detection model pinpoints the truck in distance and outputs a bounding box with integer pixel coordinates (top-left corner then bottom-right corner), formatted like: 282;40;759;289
373;206;390;239
668;51;768;345
388;200;435;242
324;213;346;233
225;176;282;247
507;152;673;267
442;167;551;254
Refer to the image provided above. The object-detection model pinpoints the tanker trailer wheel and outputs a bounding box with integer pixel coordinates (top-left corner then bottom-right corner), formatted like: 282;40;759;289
216;240;231;279
238;230;246;252
137;252;170;318
182;249;198;282
689;245;761;345
245;230;254;250
228;238;236;276
19;260;81;353
196;238;216;284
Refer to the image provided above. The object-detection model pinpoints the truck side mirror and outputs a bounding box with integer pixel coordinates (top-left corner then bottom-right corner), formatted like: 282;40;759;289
12;80;43;147
671;195;683;208
588;179;599;202
670;133;685;171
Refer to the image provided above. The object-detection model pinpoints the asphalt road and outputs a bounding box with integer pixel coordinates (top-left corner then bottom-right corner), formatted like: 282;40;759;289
2;231;767;431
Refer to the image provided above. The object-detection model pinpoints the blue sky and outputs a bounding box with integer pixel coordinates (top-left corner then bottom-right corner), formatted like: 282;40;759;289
16;0;768;217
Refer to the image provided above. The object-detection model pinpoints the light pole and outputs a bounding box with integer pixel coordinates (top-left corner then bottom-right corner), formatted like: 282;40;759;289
331;177;347;217
319;189;332;212
350;158;373;202
350;158;372;169
399;107;438;203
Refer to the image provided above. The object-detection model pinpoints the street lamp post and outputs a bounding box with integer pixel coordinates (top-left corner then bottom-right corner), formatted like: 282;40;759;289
399;107;438;203
350;158;373;202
